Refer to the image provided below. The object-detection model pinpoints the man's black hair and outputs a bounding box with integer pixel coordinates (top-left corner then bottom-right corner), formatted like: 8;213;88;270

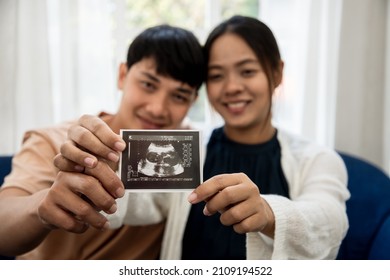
126;25;204;90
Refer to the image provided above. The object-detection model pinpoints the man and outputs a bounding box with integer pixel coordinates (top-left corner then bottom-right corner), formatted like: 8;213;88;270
0;24;204;259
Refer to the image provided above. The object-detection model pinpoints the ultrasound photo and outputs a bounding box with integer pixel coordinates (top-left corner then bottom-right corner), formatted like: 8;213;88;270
119;130;202;191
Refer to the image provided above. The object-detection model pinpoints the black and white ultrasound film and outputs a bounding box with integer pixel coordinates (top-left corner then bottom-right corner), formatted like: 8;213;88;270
119;130;201;191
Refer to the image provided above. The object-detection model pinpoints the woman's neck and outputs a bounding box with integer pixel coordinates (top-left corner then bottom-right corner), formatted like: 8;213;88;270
223;122;276;145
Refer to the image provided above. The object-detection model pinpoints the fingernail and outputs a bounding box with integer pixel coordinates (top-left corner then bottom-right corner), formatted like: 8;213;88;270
203;206;211;216
116;187;125;198
102;221;110;230
114;141;126;152
74;165;84;172
187;192;198;203
84;157;95;168
108;152;119;162
108;204;117;214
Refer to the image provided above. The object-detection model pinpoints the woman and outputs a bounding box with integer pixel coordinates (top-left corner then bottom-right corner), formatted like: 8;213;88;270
56;15;350;259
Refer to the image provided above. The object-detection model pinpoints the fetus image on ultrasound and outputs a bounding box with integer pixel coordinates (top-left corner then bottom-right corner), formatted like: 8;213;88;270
120;130;201;190
138;142;184;177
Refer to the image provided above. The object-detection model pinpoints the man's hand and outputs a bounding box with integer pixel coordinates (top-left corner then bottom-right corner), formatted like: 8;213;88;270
38;159;125;233
45;114;126;232
54;114;126;171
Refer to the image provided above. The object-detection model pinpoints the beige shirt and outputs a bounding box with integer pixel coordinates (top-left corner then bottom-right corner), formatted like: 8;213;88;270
1;116;165;259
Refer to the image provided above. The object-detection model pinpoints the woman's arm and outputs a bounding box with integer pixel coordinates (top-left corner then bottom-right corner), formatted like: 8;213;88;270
248;150;349;259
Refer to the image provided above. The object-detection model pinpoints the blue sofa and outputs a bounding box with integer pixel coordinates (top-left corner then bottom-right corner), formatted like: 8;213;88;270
337;152;390;259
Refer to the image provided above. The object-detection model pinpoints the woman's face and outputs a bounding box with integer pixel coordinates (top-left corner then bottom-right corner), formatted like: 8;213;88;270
206;33;273;133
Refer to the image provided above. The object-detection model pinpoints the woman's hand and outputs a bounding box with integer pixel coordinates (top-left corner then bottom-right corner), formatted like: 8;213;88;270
188;173;275;237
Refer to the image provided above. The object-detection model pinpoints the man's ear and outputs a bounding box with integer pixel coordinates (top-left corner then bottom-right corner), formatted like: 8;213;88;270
274;60;284;87
118;63;128;90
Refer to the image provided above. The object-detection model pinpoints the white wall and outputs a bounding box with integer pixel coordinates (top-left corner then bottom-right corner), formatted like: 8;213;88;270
385;0;390;174
334;0;389;173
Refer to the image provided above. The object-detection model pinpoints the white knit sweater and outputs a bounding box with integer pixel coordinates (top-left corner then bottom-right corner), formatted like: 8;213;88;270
109;129;350;259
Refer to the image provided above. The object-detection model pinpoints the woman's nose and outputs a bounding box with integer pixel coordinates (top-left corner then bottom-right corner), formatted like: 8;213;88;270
224;74;243;95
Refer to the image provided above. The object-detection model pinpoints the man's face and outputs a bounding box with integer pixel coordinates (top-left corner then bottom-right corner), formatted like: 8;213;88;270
116;57;198;130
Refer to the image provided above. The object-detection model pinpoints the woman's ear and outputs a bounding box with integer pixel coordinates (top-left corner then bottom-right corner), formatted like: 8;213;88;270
274;60;284;87
117;63;128;90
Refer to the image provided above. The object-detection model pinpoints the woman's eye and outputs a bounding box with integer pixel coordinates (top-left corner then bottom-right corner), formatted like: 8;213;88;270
207;73;222;81
242;69;256;77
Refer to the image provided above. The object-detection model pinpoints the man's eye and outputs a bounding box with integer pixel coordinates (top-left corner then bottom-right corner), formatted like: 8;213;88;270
172;94;190;104
141;81;156;91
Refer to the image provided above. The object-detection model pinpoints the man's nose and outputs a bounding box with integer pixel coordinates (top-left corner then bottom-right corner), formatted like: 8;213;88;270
145;93;169;118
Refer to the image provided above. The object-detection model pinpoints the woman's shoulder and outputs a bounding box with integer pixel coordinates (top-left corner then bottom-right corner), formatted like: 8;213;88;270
277;128;342;166
277;129;347;192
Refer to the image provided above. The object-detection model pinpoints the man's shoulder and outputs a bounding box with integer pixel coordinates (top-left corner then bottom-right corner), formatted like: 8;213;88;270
23;119;77;145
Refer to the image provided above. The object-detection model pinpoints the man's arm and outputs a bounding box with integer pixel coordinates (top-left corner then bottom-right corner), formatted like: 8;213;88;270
0;158;124;256
0;116;125;256
0;188;51;256
0;166;124;256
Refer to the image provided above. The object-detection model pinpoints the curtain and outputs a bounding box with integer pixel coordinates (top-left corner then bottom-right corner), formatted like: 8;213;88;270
0;0;118;155
0;0;52;153
334;0;389;173
261;0;343;146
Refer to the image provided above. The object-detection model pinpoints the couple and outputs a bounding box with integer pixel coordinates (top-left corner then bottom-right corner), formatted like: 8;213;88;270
0;15;349;260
